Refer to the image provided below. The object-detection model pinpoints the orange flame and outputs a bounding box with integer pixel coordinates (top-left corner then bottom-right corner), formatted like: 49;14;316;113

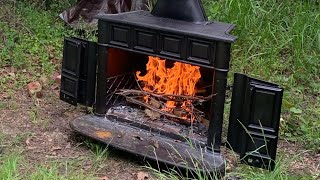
136;56;201;122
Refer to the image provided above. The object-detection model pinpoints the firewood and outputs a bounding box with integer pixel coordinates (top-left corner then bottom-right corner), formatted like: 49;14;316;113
117;88;212;124
173;108;187;117
145;109;161;120
125;96;185;120
149;98;161;108
117;89;214;103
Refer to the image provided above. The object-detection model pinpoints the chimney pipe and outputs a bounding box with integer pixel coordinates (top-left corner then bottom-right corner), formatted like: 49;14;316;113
151;0;207;23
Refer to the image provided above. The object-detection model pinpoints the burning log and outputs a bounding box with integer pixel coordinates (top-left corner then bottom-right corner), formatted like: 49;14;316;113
117;89;214;103
117;89;209;125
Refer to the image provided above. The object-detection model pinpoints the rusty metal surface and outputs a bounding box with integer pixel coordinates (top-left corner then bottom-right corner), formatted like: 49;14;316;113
70;115;225;173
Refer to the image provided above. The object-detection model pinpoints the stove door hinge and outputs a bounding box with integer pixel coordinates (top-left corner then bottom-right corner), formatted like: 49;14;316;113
227;73;283;170
60;37;97;106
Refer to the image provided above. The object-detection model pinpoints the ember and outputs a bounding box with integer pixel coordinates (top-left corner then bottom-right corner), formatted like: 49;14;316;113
136;56;201;122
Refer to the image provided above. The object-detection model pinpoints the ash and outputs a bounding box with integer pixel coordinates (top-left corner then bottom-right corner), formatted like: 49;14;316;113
107;105;207;141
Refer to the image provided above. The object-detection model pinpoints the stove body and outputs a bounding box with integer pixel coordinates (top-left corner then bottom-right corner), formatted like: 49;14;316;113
60;0;283;173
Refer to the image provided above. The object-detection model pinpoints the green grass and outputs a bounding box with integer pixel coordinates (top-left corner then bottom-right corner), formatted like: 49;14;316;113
0;153;20;179
84;139;110;171
0;152;96;180
148;156;314;180
203;0;320;151
233;157;315;180
0;1;76;93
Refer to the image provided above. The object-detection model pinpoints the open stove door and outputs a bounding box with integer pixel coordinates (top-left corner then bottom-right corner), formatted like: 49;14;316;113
60;37;97;106
227;73;283;170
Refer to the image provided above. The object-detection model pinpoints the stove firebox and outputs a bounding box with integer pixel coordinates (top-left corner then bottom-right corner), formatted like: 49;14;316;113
60;0;283;173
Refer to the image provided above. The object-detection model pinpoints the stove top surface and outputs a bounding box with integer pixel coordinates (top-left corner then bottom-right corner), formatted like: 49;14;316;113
96;11;237;43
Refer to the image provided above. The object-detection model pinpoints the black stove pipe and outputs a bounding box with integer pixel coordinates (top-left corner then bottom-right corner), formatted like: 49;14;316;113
151;0;207;23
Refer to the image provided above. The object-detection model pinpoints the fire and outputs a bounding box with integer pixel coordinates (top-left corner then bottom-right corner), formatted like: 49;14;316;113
136;56;201;122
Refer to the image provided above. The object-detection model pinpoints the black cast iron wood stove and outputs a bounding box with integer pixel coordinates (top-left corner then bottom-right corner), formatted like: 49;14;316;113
60;0;284;173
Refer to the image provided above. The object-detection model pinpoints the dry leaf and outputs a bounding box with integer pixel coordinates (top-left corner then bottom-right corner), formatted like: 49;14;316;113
51;84;60;90
99;176;109;180
39;76;48;87
145;109;161;120
65;142;71;149
52;72;61;84
27;81;42;97
36;91;43;98
150;98;161;108
0;93;10;99
27;146;37;150
135;171;149;180
51;146;62;151
201;117;210;128
25;138;31;146
56;75;61;82
8;72;15;78
8;67;16;77
83;160;92;171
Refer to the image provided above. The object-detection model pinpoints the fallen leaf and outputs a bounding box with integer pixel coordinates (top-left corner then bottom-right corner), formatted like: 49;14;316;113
135;171;149;180
65;142;71;149
150;98;161;108
36;91;43;98
9;67;16;77
39;76;48;87
51;84;60;90
99;176;109;180
26;138;31;146
27;81;42;97
0;93;10;99
83;160;92;171
8;72;15;78
56;75;61;82
52;72;61;84
51;146;62;151
201;117;210;128
27;146;37;150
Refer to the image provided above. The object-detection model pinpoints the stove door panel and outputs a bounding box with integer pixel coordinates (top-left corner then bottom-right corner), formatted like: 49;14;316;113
227;73;283;170
60;37;97;106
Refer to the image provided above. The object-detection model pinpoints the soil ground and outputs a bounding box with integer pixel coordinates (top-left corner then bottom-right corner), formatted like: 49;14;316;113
0;81;319;179
0;82;145;179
